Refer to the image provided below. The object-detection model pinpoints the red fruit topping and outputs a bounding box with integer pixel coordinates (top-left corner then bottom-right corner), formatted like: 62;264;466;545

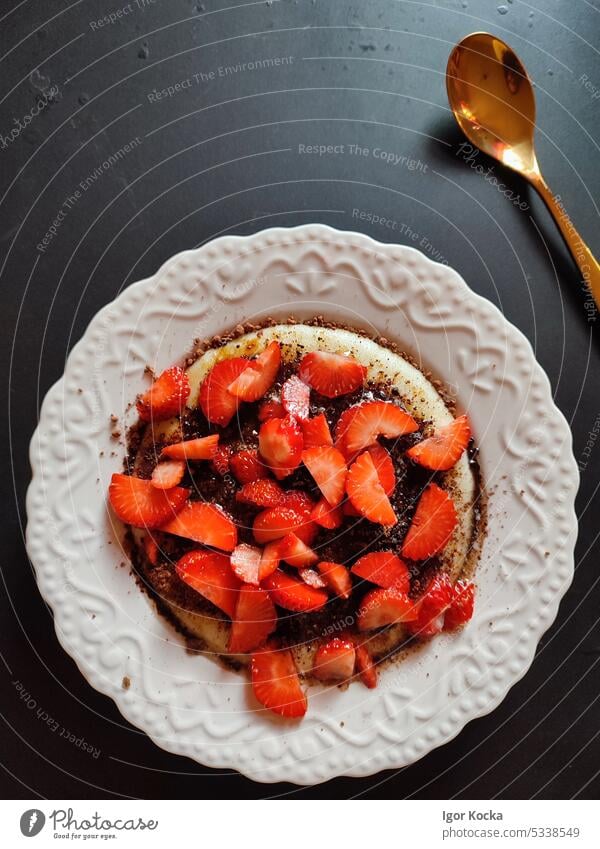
175;549;240;618
108;473;189;529
258;540;282;581
407;573;454;637
444;579;475;630
345;400;418;454
161;434;219;461
313;638;355;682
299;568;327;589
346;451;397;526
136;366;190;422
230;449;269;484
354;642;378;689
258;416;304;479
367;444;396;496
282;490;314;515
357;586;418;631
227;341;281;402
298;351;367;398
301;413;333;448
281;375;310;420
211;444;232;475
230;543;263;585
253;505;317;546
317;561;352;599
236;479;284;509
333;405;360;460
258;399;286;422
310;497;343;530
229;585;277;653
278;532;318;568
302;445;347;507
406;414;471;471
262;570;328;612
351;551;410;591
251;642;307;718
161;501;238;551
401;483;457;560
342;500;361;517
151;460;186;490
143;533;159;565
198;357;248;426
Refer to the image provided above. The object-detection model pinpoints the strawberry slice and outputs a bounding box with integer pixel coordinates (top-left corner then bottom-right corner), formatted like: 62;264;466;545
298;568;327;589
313;637;355;682
346;451;397;526
298;351;367;398
406;573;454;637
346;400;418;454
137;366;190;422
278;533;318;568
258;416;304;479
230;543;263;585
406;414;471;471
161;434;219;461
262;570;328;612
227;341;281;402
151;460;186;490
251;642;307;718
301;413;333;449
443;579;475;630
357;586;418;630
354;642;377;689
143;533;159;565
334;405;360;460
301;445;347;507
258;399;285;422
283;490;314;514
310;497;343;530
229;585;277;653
342;500;361;518
401;484;457;560
281;375;310;420
367;444;396;496
316;561;352;599
230;449;269;484
175;550;240;618
161;501;238;551
351;551;410;591
198;357;248;426
258;540;282;581
108;473;189;529
253;505;317;545
236;479;284;509
211;444;232;475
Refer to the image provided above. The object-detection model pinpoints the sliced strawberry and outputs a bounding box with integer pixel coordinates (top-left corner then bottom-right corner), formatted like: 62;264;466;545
357;586;418;631
301;413;333;449
161;433;219;461
406;573;454;637
160;501;238;551
108;473;189;529
444;579;475;630
278;532;318;568
354;642;377;689
230;543;263;585
253;505;317;546
334;405;360;460
317;561;352;599
151;460;186;490
302;445;347;507
230;449;269;484
262;570;328;612
310;497;343;530
282;490;314;515
298;351;366;398
342;500;361;518
211;444;232;475
406;414;471;471
229;585;277;653
251;642;307;718
236;479;284;509
367;444;396;496
313;638;355;682
198;357;248;426
281;375;310;420
351;551;410;591
137;366;190;422
227;341;281;402
258;399;286;422
299;568;327;589
346;400;418;454
143;533;159;565
346;451;397;526
258;416;304;479
258;540;282;581
175;549;240;618
401;483;457;560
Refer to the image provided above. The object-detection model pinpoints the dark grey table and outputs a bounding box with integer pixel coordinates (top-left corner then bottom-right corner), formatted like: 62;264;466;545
2;0;599;799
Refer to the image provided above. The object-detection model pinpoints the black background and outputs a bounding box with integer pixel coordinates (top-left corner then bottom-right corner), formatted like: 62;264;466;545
2;0;599;799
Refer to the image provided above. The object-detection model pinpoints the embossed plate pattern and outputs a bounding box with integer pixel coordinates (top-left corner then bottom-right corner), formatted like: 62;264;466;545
26;224;578;784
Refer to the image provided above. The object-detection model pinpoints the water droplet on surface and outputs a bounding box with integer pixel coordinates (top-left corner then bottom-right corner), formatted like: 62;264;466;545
497;4;508;13
78;92;90;105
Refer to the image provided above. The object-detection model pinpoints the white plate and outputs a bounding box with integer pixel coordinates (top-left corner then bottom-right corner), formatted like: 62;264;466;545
26;224;578;785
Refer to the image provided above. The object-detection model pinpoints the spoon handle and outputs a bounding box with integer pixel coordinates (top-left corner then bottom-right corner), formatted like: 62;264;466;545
531;174;600;317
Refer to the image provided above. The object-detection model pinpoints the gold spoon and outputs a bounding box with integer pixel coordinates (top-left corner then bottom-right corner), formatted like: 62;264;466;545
446;31;600;313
